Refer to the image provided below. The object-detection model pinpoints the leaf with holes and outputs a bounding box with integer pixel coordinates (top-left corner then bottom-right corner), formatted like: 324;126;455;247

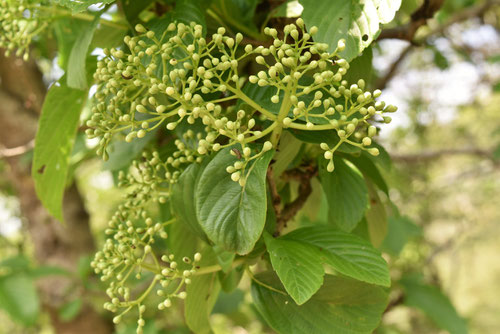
300;0;402;60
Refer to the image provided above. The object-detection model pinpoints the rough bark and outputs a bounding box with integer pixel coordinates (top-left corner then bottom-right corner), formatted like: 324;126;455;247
0;52;112;333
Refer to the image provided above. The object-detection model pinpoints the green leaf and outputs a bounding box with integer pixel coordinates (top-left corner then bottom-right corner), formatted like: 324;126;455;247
213;289;245;314
213;245;235;273
319;157;368;232
91;24;126;49
53;19;92;70
401;277;468;334
59;298;83;322
209;0;261;39
382;215;421;255
0;273;40;326
289;129;360;154
218;266;244;292
346;151;388;195
371;141;392;170
196;147;274;254
171;161;209;240
122;0;155;26
174;0;208;30
102;130;156;171
67;13;100;89
342;46;373;84
283;226;390;287
251;272;388;334
185;248;221;334
365;180;387;247
264;233;324;305
300;0;401;61
53;0;116;13
166;221;200;271
32;81;87;221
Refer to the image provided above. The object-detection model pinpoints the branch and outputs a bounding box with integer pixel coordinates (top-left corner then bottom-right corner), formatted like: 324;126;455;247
391;147;494;163
384;293;405;314
378;0;446;41
375;0;500;88
379;0;500;42
0;140;34;158
274;166;317;236
376;44;412;90
267;166;282;217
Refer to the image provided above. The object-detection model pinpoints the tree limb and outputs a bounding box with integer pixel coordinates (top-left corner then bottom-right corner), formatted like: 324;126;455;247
274;166;317;236
378;0;446;42
267;166;282;216
391;147;495;163
375;0;500;88
0;140;34;158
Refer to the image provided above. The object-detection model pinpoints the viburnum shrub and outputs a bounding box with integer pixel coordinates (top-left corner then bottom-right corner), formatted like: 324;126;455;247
2;1;407;333
87;19;396;333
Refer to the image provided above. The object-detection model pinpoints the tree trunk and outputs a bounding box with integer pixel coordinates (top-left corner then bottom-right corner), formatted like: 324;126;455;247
0;53;112;334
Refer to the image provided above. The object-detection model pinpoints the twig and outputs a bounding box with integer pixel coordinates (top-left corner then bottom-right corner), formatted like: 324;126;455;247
376;45;413;90
267;166;282;216
274;166;317;236
391;147;494;163
0;139;34;158
384;293;405;314
375;0;500;88
378;0;446;42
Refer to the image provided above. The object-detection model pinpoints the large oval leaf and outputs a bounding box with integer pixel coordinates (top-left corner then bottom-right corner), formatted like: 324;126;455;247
283;226;390;287
264;233;324;305
196;147;274;254
251;272;388;334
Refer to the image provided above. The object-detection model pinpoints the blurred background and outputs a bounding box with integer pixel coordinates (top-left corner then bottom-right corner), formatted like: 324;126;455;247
0;0;499;333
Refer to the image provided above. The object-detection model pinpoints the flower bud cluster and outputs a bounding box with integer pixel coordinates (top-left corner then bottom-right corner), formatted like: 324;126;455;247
92;195;202;333
87;18;396;184
0;0;49;60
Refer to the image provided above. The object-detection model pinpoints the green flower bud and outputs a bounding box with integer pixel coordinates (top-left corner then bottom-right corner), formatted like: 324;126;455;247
327;160;335;172
135;24;146;33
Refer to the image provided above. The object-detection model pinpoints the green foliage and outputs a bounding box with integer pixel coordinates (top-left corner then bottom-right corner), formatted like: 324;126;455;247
282;226;390;287
0;273;40;326
67;12;100;89
196;148;274;254
53;0;116;13
0;1;474;333
32;80;87;221
264;232;324;305
300;0;401;61
401;277;468;334
251;272;388;334
319;157;369;231
185;249;221;334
